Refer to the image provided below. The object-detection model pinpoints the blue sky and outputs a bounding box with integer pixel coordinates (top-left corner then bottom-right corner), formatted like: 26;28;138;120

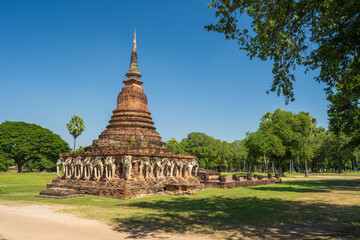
0;0;329;148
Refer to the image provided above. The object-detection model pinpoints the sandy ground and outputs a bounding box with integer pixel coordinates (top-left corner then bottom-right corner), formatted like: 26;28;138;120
0;205;209;240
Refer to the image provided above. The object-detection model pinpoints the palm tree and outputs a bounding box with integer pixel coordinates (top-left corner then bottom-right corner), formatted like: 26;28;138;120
66;116;85;152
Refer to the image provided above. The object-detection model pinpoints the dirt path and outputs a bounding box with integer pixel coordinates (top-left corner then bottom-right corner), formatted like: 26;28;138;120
0;205;208;240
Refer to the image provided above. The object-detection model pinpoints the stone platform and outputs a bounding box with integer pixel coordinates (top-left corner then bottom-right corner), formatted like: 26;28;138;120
200;174;281;189
40;176;203;199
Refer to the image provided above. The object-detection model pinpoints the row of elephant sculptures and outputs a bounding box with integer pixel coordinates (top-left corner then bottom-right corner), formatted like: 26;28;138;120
138;156;199;179
56;155;199;181
56;156;116;180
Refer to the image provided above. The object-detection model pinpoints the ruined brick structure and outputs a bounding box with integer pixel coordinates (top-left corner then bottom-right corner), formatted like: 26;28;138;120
40;30;203;199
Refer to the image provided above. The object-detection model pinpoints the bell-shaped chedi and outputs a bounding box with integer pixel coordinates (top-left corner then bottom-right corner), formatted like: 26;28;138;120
92;30;164;150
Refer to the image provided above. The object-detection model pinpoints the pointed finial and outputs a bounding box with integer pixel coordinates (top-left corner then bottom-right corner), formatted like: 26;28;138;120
126;29;141;79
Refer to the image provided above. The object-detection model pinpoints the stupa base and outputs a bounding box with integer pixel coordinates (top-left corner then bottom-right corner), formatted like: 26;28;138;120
39;177;204;200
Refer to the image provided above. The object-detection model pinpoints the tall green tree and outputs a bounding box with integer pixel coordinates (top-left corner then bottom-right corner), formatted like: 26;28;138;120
308;127;327;172
180;132;218;169
206;0;360;145
319;132;353;173
245;109;318;176
295;112;318;176
167;132;247;171
0;121;71;172
260;110;297;177
328;89;360;147
67;116;85;152
245;130;285;174
230;140;248;171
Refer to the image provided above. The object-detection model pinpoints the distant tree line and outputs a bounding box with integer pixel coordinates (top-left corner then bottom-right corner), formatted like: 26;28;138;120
166;133;247;172
1;108;359;175
166;109;359;176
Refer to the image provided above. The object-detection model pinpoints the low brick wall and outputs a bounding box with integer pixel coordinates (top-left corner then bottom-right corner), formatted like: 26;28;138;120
201;178;280;189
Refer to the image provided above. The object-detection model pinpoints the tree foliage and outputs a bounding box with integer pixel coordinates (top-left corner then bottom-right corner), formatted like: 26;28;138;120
0;121;71;172
205;0;360;146
165;110;358;174
245;109;317;176
0;149;12;172
165;132;247;171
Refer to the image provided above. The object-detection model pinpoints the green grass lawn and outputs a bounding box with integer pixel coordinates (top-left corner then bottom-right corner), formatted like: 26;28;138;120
0;172;359;239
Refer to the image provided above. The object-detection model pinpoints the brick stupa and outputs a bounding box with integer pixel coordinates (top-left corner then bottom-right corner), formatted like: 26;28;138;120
92;30;165;152
39;31;203;200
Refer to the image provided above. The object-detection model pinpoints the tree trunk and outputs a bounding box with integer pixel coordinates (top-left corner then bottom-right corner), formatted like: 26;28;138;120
17;163;23;173
292;159;294;172
338;157;343;173
243;160;246;172
304;158;309;177
272;160;275;175
356;155;359;172
73;137;77;152
353;159;356;172
265;158;268;172
289;161;291;173
278;159;284;177
297;155;300;173
264;154;267;172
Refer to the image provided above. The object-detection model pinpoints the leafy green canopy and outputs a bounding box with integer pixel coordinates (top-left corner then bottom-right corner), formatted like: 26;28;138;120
0;121;71;172
165;133;248;171
314;131;353;172
165;116;356;173
206;0;360;145
245;109;318;176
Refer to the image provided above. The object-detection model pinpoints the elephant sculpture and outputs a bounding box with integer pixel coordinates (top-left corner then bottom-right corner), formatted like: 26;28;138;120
121;155;133;180
191;159;199;176
139;157;151;179
64;157;74;179
73;156;83;179
153;157;163;179
161;158;172;178
104;156;116;179
184;160;193;177
83;157;94;179
93;156;104;180
56;158;64;177
149;158;156;178
174;158;185;178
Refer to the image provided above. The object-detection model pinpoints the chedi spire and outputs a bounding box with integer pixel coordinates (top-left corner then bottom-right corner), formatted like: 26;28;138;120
125;29;141;79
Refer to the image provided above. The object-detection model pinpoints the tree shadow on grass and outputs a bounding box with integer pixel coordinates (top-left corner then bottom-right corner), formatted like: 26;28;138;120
285;179;360;191
250;179;360;194
112;196;360;239
249;186;329;193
